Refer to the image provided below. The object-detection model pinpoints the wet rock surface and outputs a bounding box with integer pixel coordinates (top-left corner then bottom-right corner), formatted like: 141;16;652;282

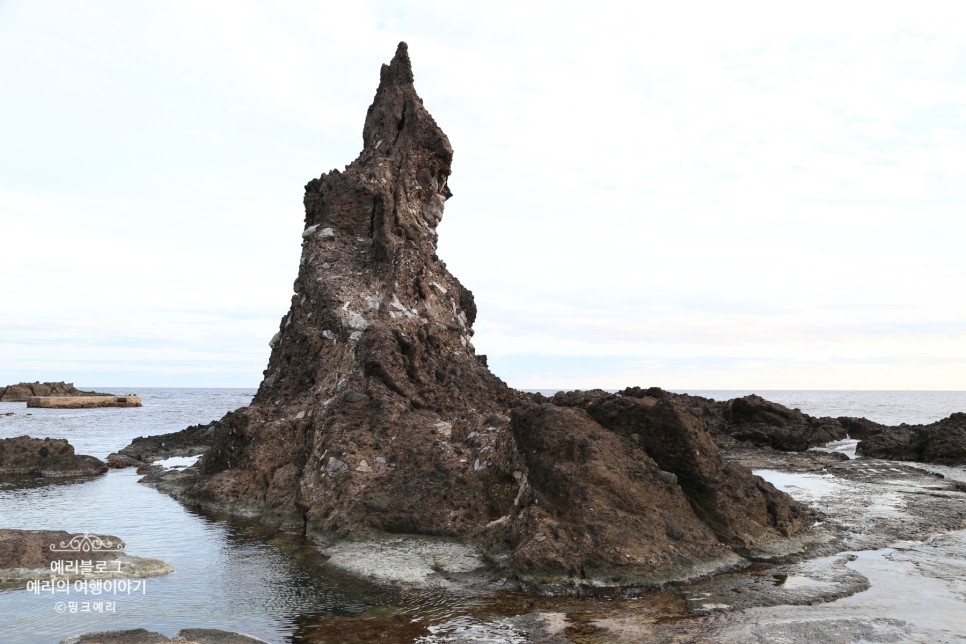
0;529;173;588
0;435;107;478
142;43;812;591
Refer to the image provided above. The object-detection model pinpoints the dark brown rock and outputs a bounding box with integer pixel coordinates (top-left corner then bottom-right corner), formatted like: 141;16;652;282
106;453;144;469
615;388;849;452
583;395;808;546
837;416;891;440
856;412;966;465
719;395;847;451
145;43;813;589
0;435;107;478
620;389;966;466
493;402;740;586
0;381;105;402
117;419;222;463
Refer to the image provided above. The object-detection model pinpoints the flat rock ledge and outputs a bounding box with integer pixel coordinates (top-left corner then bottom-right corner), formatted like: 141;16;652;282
27;395;142;409
61;629;268;644
0;529;173;588
0;435;107;478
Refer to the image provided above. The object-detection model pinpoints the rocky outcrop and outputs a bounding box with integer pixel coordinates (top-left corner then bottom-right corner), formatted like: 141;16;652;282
717;394;847;451
110;418;223;468
153;43;813;589
617;388;848;452
623;389;966;466
856;413;966;465
0;436;107;478
0;529;172;587
0;381;104;402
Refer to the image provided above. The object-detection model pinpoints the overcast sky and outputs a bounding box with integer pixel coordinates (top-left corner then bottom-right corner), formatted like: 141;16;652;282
2;1;964;391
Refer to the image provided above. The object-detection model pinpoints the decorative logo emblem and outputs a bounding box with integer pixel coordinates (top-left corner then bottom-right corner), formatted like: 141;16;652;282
49;533;123;554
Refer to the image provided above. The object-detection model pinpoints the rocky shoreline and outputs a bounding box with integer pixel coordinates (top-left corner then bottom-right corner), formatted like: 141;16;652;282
109;44;966;601
5;42;965;644
121;43;826;595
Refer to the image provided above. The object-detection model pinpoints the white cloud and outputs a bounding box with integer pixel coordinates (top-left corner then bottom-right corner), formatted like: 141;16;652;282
1;1;964;389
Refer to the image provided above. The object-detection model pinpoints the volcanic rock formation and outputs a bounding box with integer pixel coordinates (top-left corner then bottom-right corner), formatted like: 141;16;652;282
167;43;814;588
631;389;849;451
856;412;966;465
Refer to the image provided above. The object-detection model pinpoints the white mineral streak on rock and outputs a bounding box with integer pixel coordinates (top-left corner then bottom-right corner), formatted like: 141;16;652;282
325;457;347;476
347;311;369;330
431;282;447;294
390;295;416;318
434;421;453;439
322;330;337;342
349;331;363;341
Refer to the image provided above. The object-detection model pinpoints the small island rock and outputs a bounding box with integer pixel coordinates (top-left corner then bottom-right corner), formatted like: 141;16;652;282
0;435;107;478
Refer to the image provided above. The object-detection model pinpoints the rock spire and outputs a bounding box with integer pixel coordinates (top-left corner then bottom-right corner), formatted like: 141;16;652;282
172;43;814;589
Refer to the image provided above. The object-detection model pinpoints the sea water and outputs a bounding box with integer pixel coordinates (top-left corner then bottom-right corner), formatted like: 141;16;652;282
1;389;964;642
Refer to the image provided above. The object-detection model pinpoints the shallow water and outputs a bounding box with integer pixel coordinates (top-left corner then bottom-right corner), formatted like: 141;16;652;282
0;387;256;459
2;389;965;642
0;389;544;642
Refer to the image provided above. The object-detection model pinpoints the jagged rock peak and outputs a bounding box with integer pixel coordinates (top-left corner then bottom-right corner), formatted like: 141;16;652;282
361;41;451;162
382;41;414;85
258;42;493;413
